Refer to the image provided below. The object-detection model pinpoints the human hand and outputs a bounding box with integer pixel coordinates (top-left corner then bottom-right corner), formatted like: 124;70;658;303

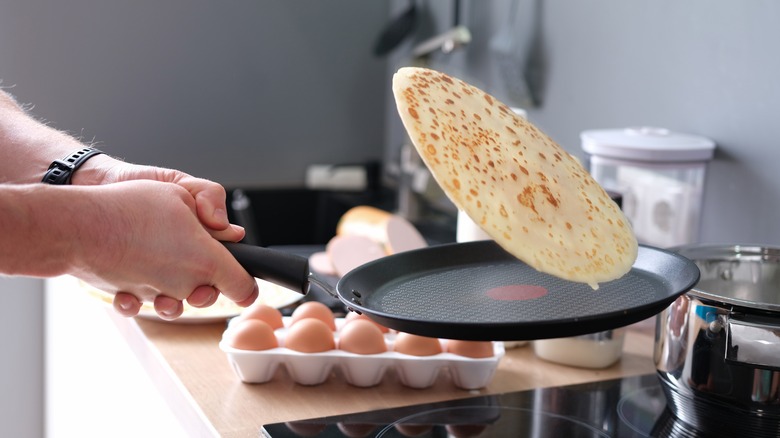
73;179;258;320
73;155;239;237
73;156;252;318
0;93;254;318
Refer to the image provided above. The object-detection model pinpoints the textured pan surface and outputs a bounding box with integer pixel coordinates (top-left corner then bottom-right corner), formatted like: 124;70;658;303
337;241;699;340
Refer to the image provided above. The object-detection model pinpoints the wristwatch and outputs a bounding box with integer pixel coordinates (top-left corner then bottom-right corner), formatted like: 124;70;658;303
41;147;104;185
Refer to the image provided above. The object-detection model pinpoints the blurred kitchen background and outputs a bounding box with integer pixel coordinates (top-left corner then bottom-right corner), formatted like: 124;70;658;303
1;1;779;436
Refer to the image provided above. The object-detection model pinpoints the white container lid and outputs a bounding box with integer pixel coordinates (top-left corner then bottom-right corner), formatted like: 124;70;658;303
581;127;715;162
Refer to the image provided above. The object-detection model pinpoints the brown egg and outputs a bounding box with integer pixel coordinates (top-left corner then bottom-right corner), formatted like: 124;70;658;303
338;319;388;355
446;340;494;358
291;301;337;330
284;318;336;353
395;423;433;437
239;303;284;330
446;424;488;437
225;319;278;351
337;423;376;437
393;332;443;356
344;312;390;333
284;421;325;437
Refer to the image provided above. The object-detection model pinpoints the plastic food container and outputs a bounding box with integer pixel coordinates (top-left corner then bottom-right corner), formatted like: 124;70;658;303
533;329;626;369
581;127;715;248
220;317;504;390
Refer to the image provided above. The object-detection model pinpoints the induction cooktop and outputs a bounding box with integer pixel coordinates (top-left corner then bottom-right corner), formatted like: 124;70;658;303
261;373;717;437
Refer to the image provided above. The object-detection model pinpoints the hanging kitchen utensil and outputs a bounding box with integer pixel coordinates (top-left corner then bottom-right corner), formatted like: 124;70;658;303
372;0;417;57
488;0;535;108
224;240;699;341
411;25;471;58
410;0;470;59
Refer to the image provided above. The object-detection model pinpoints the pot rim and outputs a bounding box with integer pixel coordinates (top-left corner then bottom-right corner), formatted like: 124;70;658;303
671;243;780;312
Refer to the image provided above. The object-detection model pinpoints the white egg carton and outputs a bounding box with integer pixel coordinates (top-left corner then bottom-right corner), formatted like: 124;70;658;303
219;317;504;389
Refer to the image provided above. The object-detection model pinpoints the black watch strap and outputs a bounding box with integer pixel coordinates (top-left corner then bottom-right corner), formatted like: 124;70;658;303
41;147;104;185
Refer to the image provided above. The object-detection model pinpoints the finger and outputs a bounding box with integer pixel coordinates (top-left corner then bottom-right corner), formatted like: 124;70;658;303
195;188;231;230
154;296;184;320
234;283;259;307
113;292;142;317
206;224;246;243
177;175;231;231
210;244;260;306
186;285;219;308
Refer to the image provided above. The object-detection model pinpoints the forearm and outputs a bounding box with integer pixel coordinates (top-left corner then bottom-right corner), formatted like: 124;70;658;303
0;89;115;185
0;184;104;277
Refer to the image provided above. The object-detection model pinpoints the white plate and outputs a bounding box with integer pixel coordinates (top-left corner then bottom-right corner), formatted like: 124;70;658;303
82;278;304;324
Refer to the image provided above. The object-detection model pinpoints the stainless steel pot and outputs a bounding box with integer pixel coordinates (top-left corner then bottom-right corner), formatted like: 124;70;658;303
655;244;780;437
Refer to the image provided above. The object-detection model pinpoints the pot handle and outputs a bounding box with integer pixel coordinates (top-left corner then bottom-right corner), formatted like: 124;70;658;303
223;242;310;295
725;314;780;371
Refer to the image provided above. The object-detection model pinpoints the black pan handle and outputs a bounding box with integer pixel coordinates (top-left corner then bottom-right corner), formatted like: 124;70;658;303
222;242;310;295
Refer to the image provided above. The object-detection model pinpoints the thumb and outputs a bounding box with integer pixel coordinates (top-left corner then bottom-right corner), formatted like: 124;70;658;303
210;242;260;307
151;168;233;231
194;189;231;231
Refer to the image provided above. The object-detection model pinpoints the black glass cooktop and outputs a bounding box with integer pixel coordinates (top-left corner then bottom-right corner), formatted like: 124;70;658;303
261;373;718;437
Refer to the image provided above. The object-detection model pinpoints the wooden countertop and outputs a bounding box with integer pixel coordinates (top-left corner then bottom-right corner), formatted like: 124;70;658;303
108;308;657;438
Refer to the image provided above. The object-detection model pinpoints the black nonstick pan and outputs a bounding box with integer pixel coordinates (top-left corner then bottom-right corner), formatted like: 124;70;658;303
224;240;700;341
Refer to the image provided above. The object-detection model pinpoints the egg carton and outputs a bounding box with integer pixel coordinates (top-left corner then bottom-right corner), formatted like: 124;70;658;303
219;317;504;389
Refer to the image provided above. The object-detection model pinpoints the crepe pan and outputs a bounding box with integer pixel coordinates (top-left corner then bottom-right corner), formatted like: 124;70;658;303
224;240;699;341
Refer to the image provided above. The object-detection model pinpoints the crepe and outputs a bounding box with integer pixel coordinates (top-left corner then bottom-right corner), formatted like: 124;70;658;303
392;67;637;289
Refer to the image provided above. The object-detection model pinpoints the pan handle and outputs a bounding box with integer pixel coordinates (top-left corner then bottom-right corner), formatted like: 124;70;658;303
223;242;310;295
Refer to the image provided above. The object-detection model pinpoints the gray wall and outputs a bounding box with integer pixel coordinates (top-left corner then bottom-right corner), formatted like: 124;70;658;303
386;0;780;246
7;1;775;244
0;1;389;188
